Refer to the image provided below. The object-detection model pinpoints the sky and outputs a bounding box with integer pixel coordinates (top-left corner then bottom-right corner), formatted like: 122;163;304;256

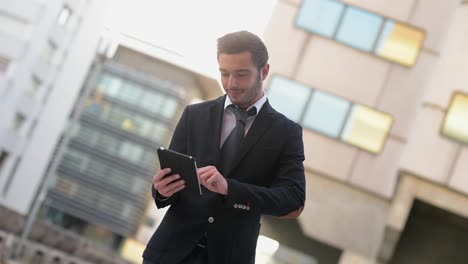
104;0;278;75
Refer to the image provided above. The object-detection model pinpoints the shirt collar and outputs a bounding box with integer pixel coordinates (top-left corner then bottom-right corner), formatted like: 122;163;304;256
224;92;267;114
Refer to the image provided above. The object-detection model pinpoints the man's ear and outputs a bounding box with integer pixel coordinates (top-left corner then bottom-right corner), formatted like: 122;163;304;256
261;63;270;80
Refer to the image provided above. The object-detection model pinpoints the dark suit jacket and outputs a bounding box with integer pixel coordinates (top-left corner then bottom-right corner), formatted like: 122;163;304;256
143;95;306;264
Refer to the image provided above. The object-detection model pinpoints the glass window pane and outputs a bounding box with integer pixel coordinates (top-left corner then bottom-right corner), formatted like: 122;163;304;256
141;92;164;113
336;7;383;52
341;104;393;153
117;82;143;104
303;91;351;137
42;41;57;64
119;142;143;163
57;6;72;26
442;92;468;145
105;75;122;97
267;77;312;122
161;98;179;119
151;123;169;143
296;0;345;37
138;119;153;137
375;20;425;67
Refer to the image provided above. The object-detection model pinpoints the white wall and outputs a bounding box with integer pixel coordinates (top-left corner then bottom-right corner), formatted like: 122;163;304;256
2;0;109;214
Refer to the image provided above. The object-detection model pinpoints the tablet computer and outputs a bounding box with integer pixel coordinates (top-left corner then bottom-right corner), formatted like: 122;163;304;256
157;147;202;195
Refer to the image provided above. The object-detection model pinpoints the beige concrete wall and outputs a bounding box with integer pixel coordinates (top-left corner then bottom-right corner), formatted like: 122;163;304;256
295;37;390;106
409;0;459;53
303;130;357;181
342;0;415;21
400;5;468;191
263;0;308;79
400;108;459;183
299;171;389;258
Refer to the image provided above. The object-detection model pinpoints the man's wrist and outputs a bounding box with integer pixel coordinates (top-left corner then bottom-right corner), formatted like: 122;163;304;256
156;190;169;201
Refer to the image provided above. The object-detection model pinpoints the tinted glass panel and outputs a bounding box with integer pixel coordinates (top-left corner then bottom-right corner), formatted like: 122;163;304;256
341;104;393;153
376;20;425;66
303;91;350;137
442;92;468;144
336;6;383;52
297;0;345;37
267;77;312;122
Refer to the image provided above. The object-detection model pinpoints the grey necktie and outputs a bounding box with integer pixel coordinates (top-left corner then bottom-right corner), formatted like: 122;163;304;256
220;105;257;175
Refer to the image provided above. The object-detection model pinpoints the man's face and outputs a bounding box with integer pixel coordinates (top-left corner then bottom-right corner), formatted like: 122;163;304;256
218;51;269;109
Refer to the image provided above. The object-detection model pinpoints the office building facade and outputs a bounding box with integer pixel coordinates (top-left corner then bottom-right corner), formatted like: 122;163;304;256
262;0;468;263
0;0;108;216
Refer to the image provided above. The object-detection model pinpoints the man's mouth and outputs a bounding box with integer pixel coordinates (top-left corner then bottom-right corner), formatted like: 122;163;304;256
228;90;242;95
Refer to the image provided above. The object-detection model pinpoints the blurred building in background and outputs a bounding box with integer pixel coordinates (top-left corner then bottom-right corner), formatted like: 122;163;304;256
39;32;223;262
0;0;108;216
261;0;468;263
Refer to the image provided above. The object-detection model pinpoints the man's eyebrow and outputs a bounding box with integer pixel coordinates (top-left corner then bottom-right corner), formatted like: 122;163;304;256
219;68;251;73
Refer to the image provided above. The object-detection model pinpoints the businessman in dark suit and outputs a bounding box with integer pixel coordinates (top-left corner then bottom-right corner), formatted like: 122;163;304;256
142;30;305;264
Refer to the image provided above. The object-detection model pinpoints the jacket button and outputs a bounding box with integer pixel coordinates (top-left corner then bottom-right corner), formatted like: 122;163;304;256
208;217;214;223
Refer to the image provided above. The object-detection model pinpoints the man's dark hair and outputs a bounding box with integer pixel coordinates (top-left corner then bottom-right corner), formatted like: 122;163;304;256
217;30;269;69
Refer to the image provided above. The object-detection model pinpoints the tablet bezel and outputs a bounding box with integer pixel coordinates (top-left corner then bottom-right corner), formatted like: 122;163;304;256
157;147;202;195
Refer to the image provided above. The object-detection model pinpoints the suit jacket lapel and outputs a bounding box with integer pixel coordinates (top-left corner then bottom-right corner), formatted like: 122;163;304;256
207;95;226;166
226;100;274;177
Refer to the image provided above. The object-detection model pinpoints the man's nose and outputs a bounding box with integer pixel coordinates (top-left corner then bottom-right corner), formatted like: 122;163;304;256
227;76;238;88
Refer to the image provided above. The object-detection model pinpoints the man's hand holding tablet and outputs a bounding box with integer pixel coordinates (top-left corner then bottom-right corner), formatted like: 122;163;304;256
155;147;202;197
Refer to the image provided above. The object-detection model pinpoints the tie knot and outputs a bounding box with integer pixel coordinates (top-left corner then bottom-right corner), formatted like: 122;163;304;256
229;105;257;124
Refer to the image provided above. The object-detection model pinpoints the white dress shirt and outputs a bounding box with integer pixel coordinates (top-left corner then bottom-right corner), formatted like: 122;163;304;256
220;93;267;148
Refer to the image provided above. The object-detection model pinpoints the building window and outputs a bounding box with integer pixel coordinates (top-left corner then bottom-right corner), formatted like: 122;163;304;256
267;77;312;122
118;142;144;163
303;91;350;138
96;72;182;118
336;6;383;52
57;6;72;26
140;92;165;114
42;41;58;64
442;92;468;145
296;0;425;67
160;97;179;119
268;76;393;154
0;150;9;172
375;20;425;67
117;82;144;105
13;113;26;131
341;104;393;153
296;0;344;37
2;157;21;197
27;76;41;96
27;119;38;138
0;56;10;74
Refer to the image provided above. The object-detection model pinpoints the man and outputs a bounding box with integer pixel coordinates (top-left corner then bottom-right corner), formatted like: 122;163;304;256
143;30;305;264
